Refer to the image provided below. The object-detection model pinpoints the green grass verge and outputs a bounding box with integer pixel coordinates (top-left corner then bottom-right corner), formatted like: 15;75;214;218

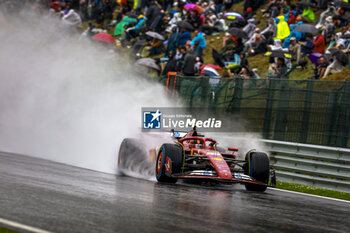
275;181;350;201
0;226;18;233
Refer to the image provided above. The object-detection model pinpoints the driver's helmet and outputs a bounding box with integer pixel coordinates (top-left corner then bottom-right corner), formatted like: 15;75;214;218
195;144;202;149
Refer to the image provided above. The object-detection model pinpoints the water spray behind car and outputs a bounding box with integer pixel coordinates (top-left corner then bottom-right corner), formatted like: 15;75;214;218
0;10;176;175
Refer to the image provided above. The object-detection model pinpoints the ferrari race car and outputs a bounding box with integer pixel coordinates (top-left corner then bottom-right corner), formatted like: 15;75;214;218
118;127;275;192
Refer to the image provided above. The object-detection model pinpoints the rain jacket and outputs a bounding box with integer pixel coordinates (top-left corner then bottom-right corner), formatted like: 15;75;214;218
313;34;325;54
134;18;145;33
114;16;137;36
282;21;304;48
178;31;192;46
166;31;179;56
190;32;207;49
275;15;290;40
302;7;315;22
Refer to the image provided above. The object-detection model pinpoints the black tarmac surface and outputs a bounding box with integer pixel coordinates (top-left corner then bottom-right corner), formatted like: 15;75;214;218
0;152;349;233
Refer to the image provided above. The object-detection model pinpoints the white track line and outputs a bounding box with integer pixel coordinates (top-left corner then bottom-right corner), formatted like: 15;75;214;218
0;217;52;233
269;188;350;204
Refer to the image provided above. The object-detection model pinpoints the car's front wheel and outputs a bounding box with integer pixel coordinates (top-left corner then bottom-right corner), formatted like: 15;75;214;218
156;143;183;183
244;152;270;192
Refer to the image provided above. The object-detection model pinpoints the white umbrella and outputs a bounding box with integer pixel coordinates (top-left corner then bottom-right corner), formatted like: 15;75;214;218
146;31;165;40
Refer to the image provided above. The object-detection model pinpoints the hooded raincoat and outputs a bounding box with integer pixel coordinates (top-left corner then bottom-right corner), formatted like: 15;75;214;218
302;7;315;22
275;16;290;40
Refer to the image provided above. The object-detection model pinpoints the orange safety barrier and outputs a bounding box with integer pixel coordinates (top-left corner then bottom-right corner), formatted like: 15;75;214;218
166;72;177;97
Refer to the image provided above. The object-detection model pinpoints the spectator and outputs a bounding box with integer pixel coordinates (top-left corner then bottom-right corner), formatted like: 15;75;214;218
182;48;197;76
323;56;344;78
299;34;314;57
313;57;329;79
289;37;301;64
165;26;179;56
287;10;296;25
146;1;161;27
270;57;288;78
313;29;326;54
301;6;315;23
166;12;181;33
162;51;177;75
317;5;335;27
149;38;163;57
178;28;192;46
245;28;263;54
275;15;290;40
243;18;256;38
261;18;277;38
190;30;206;52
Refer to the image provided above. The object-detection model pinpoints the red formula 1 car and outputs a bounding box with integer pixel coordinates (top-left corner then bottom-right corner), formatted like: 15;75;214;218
118;127;275;192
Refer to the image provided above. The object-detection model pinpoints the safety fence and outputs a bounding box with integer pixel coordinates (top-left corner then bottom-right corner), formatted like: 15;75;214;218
159;74;350;148
262;139;350;193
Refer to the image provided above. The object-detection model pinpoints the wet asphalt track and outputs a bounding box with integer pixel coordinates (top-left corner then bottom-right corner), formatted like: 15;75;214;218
0;152;349;233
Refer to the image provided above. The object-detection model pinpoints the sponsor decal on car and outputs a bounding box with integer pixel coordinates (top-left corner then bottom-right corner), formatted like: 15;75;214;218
234;174;253;181
165;157;172;174
189;170;216;176
213;158;223;161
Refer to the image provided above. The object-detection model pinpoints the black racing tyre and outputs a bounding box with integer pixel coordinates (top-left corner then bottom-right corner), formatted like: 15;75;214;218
118;138;145;172
244;152;270;192
156;143;183;183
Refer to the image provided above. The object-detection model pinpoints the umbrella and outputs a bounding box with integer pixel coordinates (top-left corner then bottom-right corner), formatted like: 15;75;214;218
335;1;350;10
50;1;66;9
228;27;248;39
184;4;204;14
330;49;349;66
340;14;350;22
297;2;317;8
126;12;138;19
200;64;223;70
145;31;165;40
264;50;292;59
212;49;226;67
135;58;160;70
308;53;327;65
223;12;244;20
341;34;350;39
228;18;247;27
176;21;195;31
202;67;220;77
293;24;318;34
92;33;114;43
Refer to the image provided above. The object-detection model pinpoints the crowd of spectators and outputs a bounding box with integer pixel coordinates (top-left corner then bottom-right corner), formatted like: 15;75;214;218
2;0;350;80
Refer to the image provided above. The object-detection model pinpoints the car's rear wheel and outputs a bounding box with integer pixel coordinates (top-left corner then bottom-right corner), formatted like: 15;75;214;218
156;143;183;183
118;138;146;173
244;152;270;192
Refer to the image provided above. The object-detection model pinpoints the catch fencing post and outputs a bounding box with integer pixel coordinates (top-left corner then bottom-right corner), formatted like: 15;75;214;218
228;76;244;113
299;79;314;143
200;77;209;107
336;80;350;147
323;89;338;146
263;78;276;139
273;79;290;141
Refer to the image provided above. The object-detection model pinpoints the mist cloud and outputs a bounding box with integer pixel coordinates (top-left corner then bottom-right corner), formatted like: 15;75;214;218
0;10;174;174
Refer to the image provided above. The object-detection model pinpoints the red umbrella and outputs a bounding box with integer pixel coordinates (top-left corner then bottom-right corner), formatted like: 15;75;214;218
50;1;65;9
200;64;223;70
92;33;114;43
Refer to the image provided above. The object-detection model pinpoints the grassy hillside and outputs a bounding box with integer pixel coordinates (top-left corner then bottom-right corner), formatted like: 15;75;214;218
201;0;350;80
